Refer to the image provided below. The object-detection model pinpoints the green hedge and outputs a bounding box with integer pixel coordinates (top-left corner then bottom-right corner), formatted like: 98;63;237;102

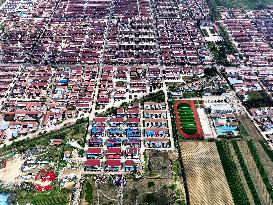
247;141;273;201
216;141;249;204
231;141;262;205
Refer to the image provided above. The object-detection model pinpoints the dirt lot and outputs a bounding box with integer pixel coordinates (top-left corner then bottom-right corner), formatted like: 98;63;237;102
0;154;24;185
180;141;234;205
146;150;173;178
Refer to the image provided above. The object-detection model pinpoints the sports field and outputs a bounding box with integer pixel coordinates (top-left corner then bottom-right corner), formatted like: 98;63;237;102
174;100;203;139
177;103;197;135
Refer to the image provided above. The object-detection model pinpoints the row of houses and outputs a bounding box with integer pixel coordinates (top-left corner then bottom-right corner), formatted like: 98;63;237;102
0;0;213;67
0;65;21;97
143;102;171;149
257;68;273;95
85;101;172;172
222;9;273;67
0;65;98;143
181;0;210;20
153;0;209;20
157;18;212;66
0;0;59;63
96;65;206;109
225;67;273;142
2;0;35;13
85;102;142;172
226;68;263;100
249;107;273;132
220;9;273;48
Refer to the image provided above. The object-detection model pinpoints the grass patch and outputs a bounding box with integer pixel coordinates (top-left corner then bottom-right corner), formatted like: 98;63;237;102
243;91;273;109
202;29;209;37
15;186;69;205
208;0;267;10
238;120;249;137
207;23;237;66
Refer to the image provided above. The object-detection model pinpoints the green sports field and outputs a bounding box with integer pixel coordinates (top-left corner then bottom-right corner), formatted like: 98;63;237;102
177;103;197;135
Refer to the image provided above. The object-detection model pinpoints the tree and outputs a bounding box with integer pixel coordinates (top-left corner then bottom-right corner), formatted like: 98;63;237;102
144;193;156;204
85;181;93;204
148;181;155;188
130;187;139;202
204;67;217;77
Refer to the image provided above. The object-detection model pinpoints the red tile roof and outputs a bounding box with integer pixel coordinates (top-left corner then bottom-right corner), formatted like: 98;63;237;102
86;148;102;154
107;147;121;154
110;118;123;123
127;118;140;123
93;117;107;123
125;160;134;166
85;159;100;167
105;160;121;167
127;109;140;114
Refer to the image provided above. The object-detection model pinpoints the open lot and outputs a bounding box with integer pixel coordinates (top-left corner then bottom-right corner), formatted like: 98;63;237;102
0;119;88;204
81;151;186;205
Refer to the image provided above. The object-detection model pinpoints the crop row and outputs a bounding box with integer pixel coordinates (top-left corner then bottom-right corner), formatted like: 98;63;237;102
247;141;273;201
231;141;262;205
260;141;273;162
216;141;249;205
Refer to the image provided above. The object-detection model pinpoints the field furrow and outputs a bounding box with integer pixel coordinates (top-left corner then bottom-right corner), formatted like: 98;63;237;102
238;142;273;205
181;141;234;205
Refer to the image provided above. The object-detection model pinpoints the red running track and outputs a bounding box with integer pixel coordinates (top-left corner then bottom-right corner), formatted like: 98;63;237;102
174;100;203;139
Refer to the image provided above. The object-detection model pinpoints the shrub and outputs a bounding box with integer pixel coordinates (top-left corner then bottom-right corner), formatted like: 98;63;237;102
148;181;155;188
144;193;156;204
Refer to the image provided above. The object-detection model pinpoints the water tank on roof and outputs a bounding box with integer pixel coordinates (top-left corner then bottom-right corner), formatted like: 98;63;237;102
59;79;68;84
19;11;24;17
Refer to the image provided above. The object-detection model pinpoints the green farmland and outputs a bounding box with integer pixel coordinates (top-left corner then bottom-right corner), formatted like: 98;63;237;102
177;103;197;135
211;0;273;10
